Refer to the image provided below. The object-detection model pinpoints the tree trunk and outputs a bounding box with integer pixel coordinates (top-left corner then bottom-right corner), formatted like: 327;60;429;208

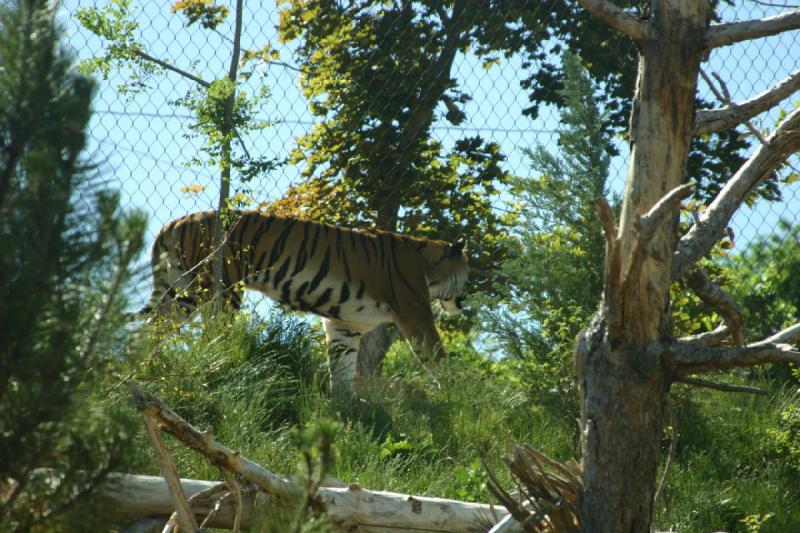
574;0;708;531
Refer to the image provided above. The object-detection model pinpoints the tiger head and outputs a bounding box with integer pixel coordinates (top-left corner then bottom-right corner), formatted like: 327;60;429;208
425;240;469;315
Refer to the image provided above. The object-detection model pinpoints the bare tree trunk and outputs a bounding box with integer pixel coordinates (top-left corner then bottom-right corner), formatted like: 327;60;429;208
573;0;708;531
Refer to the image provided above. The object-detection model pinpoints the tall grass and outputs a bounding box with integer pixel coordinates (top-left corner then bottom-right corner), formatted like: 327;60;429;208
122;310;800;532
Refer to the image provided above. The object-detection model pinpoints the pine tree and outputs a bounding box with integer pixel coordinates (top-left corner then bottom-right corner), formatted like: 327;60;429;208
486;52;614;402
0;1;146;529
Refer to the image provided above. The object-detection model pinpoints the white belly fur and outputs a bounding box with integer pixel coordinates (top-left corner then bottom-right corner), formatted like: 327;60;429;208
246;273;394;333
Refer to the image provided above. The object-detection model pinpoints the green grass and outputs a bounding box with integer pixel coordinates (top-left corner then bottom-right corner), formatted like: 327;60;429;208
118;311;800;532
657;380;800;533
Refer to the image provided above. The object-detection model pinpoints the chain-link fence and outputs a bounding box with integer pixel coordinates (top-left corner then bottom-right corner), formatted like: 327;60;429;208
59;0;799;310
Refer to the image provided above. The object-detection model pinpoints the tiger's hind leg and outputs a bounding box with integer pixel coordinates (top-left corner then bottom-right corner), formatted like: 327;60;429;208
322;319;363;397
141;256;200;321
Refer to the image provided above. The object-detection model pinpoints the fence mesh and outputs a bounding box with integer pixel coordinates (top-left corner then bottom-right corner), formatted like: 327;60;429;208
59;0;799;311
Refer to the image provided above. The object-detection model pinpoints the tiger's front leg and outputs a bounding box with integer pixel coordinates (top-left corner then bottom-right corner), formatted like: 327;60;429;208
321;319;363;397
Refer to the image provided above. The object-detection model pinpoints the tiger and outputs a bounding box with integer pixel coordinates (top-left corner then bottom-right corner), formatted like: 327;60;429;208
141;210;469;395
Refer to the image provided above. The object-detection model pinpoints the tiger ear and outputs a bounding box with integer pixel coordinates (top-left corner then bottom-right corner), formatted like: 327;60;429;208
451;240;466;256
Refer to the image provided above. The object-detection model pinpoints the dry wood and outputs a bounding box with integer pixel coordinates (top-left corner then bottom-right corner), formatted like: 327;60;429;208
568;0;800;531
668;341;800;373
677;325;730;347
574;0;650;41
165;482;231;532
102;472;508;532
129;381;301;500
672;104;800;280
762;322;800;345
485;445;581;533
127;382;509;532
635;183;694;244
684;269;744;346
706;11;800;48
141;415;198;533
694;69;800;136
103;474;253;529
673;375;768;395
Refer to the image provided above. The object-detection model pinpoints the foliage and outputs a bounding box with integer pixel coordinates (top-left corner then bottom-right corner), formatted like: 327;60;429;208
482;52;611;405
276;0;513;298
0;1;146;530
727;219;800;342
76;0;281;209
171;0;230;29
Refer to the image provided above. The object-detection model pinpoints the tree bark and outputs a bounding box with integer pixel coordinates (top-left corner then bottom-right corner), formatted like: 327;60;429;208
573;0;709;531
101;473;508;532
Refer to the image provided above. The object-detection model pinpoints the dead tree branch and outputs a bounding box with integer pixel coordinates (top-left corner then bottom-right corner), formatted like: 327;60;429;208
677;325;730;347
667;339;800;373
672;104;800;280
485;445;581;533
673;375;768;395
684;269;744;346
762;322;800;344
129;381;301;501
700;69;769;146
694;69;800;136
635;183;695;243
624;183;694;301
594;197;623;339
141;415;198;533
127;381;509;532
574;0;651;41
706;11;800;48
132;49;210;88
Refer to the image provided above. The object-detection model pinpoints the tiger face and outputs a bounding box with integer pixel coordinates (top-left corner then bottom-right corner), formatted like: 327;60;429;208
425;240;468;316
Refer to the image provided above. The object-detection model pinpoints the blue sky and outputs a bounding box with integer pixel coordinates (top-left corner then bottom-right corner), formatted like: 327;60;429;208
59;0;800;310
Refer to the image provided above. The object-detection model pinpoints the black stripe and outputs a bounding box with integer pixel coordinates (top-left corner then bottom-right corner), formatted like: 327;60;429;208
273;257;291;289
376;235;385;266
267;219;296;268
328;305;340;319
390;237;422;298
253;251;269;281
342;252;351;282
335;229;344;262
339;282;350;304
356;280;365;299
360;234;372;265
296;281;309;300
291;223;310;275
281;280;292;304
312;287;333;309
309;224;321;257
232;214;248;246
178;222;188;259
251;215;275;247
309;247;331;293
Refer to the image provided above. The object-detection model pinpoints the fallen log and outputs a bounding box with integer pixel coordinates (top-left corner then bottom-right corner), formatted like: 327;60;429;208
125;381;512;532
102;472;510;532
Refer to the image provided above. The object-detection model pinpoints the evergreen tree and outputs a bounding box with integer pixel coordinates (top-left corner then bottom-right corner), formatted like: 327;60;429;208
0;1;146;529
486;52;613;401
